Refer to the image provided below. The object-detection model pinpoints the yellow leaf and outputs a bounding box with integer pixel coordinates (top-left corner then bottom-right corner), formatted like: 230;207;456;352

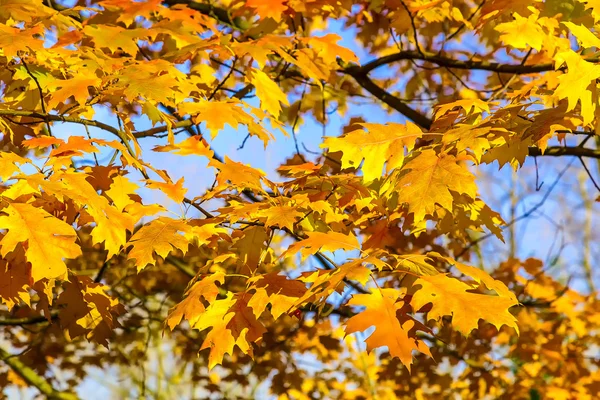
389;150;477;222
562;22;600;49
153;135;214;158
322;122;423;182
167;272;225;330
126;217;191;271
145;177;187;204
554;50;600;124
345;288;424;371
249;69;289;117
261;205;304;231
495;11;545;50
106;175;138;211
282;231;360;261
246;0;288;21
411;274;519;335
0;203;81;282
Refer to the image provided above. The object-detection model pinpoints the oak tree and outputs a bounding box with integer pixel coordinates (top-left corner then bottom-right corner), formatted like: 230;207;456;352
0;0;599;398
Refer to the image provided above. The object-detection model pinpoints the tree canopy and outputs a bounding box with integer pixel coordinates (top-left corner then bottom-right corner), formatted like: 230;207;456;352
1;0;600;398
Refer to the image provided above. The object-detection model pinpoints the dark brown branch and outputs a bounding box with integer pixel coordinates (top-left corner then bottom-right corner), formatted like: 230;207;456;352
348;50;569;76
343;68;433;130
528;146;600;159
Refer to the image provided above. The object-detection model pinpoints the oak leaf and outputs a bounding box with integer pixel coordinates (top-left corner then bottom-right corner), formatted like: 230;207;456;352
322;122;423;182
0;202;81;282
388;150;477;222
282;231;360;261
126;217;191;271
411;274;519;335
345;288;423;370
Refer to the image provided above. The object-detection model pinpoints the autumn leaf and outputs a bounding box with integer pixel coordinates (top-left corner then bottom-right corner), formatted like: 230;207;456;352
0;259;30;310
153;135;214;158
167;272;225;330
246;0;288;21
386;150;477;222
126;217;191;271
322;122;423;182
145;177;188;204
345;288;424;370
0;203;81;282
554;50;600;124
411;274;519;335
248;69;289;117
106;175;138;211
260;204;304;231
495;11;545;50
282;231;361;261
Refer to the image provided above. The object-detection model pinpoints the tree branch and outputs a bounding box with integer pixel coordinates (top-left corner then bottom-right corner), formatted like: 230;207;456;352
528;146;600;159
0;313;57;326
0;345;78;400
348;50;572;76
343;68;433;130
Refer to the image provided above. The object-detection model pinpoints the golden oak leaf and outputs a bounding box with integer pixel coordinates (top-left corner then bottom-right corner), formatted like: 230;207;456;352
22;136;64;149
167;272;225;330
49;136;100;159
0;152;28;181
296;259;372;306
322;122;423;183
562;22;600;48
345;288;422;370
495;12;545;50
554;50;600;124
152;135;214;158
261;204;303;231
303;34;359;65
46;76;102;110
248;69;289;117
246;0;288;21
185;222;228;247
145;177;187;204
1;179;38;200
210;157;267;193
192;293;237;369
0;203;81;282
282;231;360;261
82;25;141;55
116;63;183;104
46;171;135;257
0;0;54;22
441;125;494;163
446;257;518;302
0;25;45;58
411;274;519;335
126;217;191;271
106;175;138;211
434;99;490;118
389;150;477;222
392;254;440;276
248;272;308;318
178;101;254;138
